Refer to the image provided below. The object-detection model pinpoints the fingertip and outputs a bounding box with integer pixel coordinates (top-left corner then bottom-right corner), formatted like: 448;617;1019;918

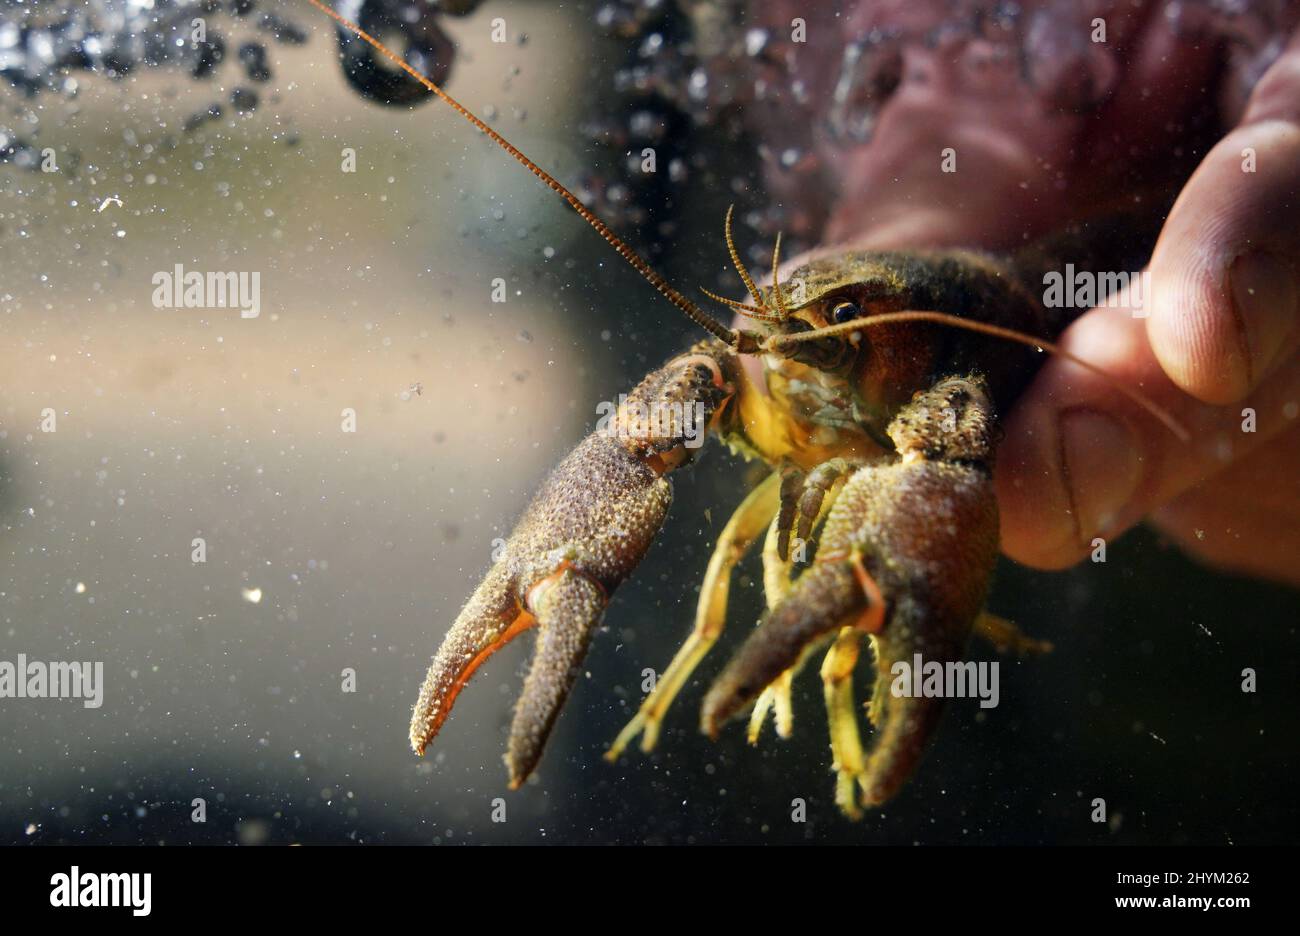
1227;248;1300;384
1146;121;1300;405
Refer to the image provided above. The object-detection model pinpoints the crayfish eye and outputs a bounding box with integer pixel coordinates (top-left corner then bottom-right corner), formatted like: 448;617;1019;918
831;300;861;324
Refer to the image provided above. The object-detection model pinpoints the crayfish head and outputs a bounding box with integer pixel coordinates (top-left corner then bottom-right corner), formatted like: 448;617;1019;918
887;375;998;466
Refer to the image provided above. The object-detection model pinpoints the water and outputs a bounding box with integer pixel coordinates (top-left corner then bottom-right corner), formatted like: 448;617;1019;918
0;0;1297;844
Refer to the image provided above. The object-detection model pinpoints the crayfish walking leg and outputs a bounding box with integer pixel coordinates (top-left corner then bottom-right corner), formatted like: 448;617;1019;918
606;471;781;759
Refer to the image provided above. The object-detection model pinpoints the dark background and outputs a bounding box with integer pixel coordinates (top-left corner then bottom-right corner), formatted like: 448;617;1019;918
0;0;1296;845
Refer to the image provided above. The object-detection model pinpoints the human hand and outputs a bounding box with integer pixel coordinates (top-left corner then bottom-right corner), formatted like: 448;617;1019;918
997;50;1300;584
780;4;1300;585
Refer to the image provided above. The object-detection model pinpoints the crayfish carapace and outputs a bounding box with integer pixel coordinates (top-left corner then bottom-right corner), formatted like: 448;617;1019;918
307;0;1187;818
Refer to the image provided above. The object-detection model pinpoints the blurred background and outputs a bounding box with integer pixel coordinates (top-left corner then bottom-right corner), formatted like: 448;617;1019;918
0;0;1296;845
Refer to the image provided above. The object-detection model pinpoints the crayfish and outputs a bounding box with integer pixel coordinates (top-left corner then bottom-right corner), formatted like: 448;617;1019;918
307;0;1187;817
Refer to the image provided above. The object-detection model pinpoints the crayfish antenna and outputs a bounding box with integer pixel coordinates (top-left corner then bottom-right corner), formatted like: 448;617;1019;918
709;207;790;323
770;231;790;319
699;287;784;323
724;204;767;312
302;0;739;348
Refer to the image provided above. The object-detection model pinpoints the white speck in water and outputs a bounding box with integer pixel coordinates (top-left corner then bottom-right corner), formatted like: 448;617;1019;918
241;587;263;604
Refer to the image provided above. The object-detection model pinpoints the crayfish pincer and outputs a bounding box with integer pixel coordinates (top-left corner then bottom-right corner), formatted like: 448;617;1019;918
408;347;737;787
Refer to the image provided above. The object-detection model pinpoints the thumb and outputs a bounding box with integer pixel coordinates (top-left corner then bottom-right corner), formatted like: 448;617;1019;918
1145;34;1300;403
996;36;1300;569
995;297;1300;569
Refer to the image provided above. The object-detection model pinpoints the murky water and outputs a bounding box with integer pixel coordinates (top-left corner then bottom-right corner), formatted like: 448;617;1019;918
1;0;1297;844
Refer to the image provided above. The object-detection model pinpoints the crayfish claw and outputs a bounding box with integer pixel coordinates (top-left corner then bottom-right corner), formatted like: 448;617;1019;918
701;561;866;738
412;342;740;786
409;561;535;757
506;566;607;788
410;431;671;783
856;618;965;808
702;376;1010;816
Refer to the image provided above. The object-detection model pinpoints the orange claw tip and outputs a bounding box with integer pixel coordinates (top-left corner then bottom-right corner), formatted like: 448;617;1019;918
408;602;540;761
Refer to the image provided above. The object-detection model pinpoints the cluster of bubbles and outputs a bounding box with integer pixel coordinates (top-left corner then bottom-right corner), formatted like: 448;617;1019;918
0;0;314;167
2;0;1294;257
0;0;304;95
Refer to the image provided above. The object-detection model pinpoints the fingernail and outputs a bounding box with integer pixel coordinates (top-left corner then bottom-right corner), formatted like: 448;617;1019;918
1058;409;1143;544
1229;250;1297;384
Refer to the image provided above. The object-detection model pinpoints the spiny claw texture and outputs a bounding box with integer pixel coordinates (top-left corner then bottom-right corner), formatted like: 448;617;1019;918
702;376;1002;809
408;431;669;780
409;343;735;787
